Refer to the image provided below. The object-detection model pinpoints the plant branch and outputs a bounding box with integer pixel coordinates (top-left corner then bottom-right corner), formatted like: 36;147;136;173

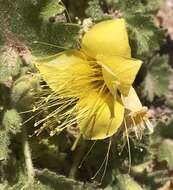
22;126;35;183
69;139;86;179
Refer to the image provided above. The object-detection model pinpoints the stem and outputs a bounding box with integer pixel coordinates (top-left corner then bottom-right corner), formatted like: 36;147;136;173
22;127;35;183
69;139;86;179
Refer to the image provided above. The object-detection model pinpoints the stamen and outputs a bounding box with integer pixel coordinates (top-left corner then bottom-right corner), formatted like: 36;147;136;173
91;138;112;182
124;119;131;173
99;138;112;184
131;116;139;139
78;141;97;168
145;120;154;134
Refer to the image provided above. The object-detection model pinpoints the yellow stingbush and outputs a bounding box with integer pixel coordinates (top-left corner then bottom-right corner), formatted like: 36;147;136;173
34;19;152;143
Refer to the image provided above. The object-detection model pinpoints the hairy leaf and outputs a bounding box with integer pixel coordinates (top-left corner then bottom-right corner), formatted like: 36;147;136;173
37;168;97;190
0;47;22;85
111;0;163;14
85;0;104;21
112;173;145;190
2;109;22;134
0;130;10;161
0;0;80;56
158;139;173;169
142;55;170;101
39;0;65;22
127;14;164;58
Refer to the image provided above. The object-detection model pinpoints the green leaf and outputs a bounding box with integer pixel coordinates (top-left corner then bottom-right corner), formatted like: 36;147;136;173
37;168;97;190
39;0;65;22
85;0;104;21
33;22;80;57
111;0;144;12
0;0;38;45
111;172;145;190
0;182;8;190
144;0;164;13
111;0;163;14
142;55;170;101
127;14;165;58
157;139;173;169
0;130;10;161
0;0;80;56
11;74;40;110
0;47;22;85
2;109;22;134
3;173;53;190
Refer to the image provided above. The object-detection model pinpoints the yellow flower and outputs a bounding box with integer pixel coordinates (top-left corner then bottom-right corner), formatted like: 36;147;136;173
34;19;145;141
122;87;153;138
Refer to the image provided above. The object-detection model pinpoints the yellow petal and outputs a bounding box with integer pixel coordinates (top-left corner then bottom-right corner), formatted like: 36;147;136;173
77;92;124;140
123;87;148;126
97;55;142;96
123;87;142;112
34;50;94;97
81;19;131;58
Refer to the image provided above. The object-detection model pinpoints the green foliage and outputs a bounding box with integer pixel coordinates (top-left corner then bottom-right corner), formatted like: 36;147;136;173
108;0;163;14
115;173;144;190
35;22;80;57
0;47;22;85
0;0;80;57
2;173;53;190
157;139;173;169
36;168;97;190
85;0;105;21
127;15;164;58
113;0;165;58
145;0;164;12
11;74;40;109
142;55;170;101
39;0;65;22
2;109;22;134
0;130;10;161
